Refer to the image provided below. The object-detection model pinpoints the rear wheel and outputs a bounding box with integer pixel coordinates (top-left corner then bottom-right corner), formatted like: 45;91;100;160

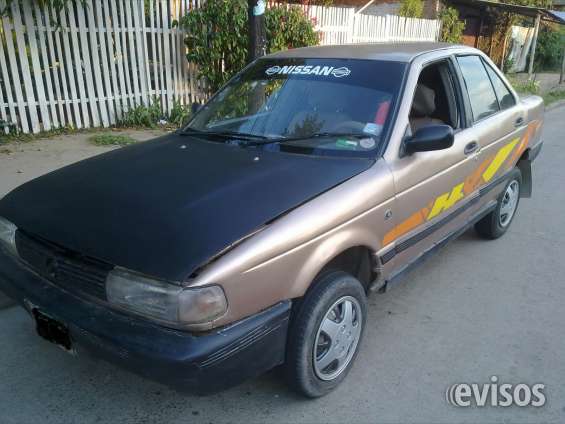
475;167;522;239
285;271;367;398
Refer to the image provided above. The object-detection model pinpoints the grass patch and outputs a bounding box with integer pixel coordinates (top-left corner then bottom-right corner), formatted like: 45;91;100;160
1;126;76;144
543;90;565;106
506;75;540;95
0;97;191;141
89;133;136;146
117;98;190;129
0;126;113;145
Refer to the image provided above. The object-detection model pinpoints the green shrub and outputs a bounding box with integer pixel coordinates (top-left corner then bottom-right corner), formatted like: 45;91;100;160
439;6;465;43
399;0;424;18
178;0;319;94
118;98;163;128
534;26;565;72
265;5;319;53
169;100;191;127
115;97;193;129
544;89;565;106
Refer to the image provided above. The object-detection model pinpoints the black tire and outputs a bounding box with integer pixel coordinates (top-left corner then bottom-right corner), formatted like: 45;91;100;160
475;167;522;240
285;271;367;398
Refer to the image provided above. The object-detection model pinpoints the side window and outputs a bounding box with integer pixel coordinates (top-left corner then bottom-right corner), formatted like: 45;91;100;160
483;61;516;110
408;60;460;134
456;55;499;122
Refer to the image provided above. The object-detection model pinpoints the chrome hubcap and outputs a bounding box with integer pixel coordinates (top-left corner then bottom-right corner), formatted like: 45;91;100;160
313;296;362;381
499;180;519;227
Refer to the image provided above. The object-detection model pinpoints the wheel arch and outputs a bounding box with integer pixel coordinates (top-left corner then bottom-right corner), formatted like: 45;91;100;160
296;243;379;300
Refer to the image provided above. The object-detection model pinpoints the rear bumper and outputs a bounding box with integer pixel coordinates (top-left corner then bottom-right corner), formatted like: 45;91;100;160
0;247;290;394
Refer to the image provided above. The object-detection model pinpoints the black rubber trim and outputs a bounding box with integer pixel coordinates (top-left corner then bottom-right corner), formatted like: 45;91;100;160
395;196;477;254
381;170;511;265
380;249;396;264
478;172;511;197
387;200;498;285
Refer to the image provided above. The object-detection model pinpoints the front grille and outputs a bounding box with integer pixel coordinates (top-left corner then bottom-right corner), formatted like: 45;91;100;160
15;230;113;301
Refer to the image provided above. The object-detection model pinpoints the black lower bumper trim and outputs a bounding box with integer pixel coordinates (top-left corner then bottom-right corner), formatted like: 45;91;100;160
0;248;290;394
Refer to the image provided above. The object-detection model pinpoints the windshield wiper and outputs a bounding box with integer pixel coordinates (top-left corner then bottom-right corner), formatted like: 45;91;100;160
246;132;373;146
179;127;269;141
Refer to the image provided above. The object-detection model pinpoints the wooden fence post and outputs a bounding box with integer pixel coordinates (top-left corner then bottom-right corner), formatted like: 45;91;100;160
559;47;565;84
528;13;541;80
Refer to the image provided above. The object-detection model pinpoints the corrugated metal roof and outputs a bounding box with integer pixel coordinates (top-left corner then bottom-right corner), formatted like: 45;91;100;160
548;10;565;22
448;0;565;23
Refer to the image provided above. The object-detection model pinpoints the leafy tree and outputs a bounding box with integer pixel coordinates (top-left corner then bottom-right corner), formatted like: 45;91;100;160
178;0;318;94
1;0;84;17
534;25;565;71
398;0;424;18
438;6;465;43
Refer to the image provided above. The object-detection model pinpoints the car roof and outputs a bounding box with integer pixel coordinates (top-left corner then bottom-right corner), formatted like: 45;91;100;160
264;42;471;62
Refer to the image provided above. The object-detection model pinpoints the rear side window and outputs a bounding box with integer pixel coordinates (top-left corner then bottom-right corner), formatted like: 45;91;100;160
484;62;516;110
457;55;499;122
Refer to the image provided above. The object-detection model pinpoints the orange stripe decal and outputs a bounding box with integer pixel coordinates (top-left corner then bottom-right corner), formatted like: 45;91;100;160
382;121;540;248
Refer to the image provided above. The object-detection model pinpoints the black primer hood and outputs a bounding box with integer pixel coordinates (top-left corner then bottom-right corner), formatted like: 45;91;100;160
0;134;373;281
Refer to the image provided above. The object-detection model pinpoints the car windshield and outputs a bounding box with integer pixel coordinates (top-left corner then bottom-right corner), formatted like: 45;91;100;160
185;58;407;157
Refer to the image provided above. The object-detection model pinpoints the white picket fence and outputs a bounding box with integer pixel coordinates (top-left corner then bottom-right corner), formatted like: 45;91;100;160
289;4;441;45
0;1;441;135
0;0;204;135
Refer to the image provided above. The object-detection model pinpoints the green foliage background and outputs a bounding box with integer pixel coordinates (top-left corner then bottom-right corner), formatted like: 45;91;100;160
438;6;465;43
534;25;565;72
0;0;84;17
178;0;319;94
398;0;423;19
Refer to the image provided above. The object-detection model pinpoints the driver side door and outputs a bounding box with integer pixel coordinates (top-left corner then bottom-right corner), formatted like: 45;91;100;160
383;56;482;280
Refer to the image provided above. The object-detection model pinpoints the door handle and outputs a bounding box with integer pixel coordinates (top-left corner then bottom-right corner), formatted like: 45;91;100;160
464;141;479;155
515;117;524;128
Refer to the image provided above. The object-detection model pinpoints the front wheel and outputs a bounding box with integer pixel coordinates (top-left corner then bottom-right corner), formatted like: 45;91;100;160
285;271;367;398
475;167;522;239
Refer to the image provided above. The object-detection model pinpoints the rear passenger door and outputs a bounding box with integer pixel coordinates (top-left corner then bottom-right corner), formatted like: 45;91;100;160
455;55;528;211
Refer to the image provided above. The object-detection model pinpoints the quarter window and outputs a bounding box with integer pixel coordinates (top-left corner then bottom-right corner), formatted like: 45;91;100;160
484;62;516;110
457;55;499;122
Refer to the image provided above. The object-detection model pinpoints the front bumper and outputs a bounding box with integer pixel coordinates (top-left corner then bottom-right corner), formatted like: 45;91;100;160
0;248;290;394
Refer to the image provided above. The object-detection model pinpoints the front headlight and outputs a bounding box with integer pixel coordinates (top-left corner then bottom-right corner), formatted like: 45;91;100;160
106;268;228;326
0;216;18;255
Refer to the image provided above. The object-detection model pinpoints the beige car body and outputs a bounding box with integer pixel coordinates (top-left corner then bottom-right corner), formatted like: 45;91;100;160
189;43;544;331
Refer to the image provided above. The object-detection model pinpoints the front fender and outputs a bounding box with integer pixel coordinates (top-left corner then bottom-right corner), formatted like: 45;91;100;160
191;161;396;329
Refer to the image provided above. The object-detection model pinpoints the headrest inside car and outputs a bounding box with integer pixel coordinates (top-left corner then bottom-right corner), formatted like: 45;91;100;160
410;84;436;117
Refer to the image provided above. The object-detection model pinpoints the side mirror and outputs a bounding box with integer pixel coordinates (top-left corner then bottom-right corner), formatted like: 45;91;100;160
191;102;202;115
404;124;454;154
